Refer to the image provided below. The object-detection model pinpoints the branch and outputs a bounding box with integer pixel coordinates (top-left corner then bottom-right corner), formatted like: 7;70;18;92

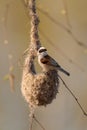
37;7;69;32
37;7;87;49
33;115;46;130
29;106;46;130
62;0;72;28
58;75;87;116
21;0;87;49
40;29;84;71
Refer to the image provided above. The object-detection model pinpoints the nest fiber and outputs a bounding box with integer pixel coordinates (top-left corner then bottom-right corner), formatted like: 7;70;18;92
21;56;59;107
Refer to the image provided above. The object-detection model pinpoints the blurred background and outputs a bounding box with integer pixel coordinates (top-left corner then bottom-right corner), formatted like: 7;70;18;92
0;0;87;130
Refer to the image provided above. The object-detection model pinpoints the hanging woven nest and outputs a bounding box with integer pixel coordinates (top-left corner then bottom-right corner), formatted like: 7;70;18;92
21;0;59;108
21;54;59;108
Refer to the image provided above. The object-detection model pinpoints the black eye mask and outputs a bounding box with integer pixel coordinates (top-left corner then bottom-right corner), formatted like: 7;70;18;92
39;49;47;53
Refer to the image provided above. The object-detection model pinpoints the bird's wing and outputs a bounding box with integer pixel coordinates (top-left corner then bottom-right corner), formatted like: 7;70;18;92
40;55;60;68
40;55;70;76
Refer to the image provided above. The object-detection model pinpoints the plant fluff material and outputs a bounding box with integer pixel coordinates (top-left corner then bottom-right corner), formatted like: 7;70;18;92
21;52;59;108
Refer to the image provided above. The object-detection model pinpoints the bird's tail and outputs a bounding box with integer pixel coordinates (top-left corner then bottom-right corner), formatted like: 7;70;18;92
59;67;70;76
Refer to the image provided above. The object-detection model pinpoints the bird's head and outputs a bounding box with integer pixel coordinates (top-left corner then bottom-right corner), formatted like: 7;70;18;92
37;47;48;57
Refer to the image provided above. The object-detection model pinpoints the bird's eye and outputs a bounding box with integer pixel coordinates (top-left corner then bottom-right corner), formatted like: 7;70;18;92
39;49;47;53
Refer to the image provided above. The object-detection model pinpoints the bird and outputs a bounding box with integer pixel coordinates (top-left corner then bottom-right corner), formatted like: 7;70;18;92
37;47;70;76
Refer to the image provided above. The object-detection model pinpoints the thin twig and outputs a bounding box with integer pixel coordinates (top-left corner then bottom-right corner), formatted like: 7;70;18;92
21;1;87;49
58;75;87;116
2;3;10;43
37;7;87;49
37;7;69;32
70;32;87;48
29;107;35;130
62;0;72;28
4;3;10;29
2;3;15;92
62;0;87;48
33;114;46;130
40;29;84;71
29;115;34;130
